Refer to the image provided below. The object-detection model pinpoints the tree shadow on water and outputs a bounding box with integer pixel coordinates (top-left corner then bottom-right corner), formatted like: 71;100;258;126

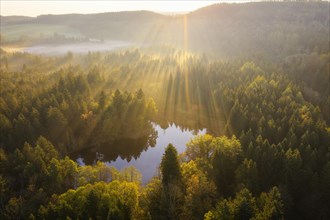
73;126;158;165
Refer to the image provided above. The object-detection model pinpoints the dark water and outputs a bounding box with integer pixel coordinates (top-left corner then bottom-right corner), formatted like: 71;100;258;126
75;123;206;183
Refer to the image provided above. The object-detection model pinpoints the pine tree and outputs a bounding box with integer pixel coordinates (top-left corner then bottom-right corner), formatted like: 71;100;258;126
160;144;182;186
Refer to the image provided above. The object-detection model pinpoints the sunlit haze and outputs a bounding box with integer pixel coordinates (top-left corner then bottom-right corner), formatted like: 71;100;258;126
1;1;329;219
0;1;246;16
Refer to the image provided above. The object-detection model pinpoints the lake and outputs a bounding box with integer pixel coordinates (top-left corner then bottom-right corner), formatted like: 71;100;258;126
76;123;206;184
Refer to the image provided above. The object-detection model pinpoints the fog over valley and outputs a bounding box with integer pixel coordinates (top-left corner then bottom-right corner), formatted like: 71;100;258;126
0;2;329;220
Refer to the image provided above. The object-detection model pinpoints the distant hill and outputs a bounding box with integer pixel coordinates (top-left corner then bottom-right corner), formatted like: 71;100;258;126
1;2;329;58
185;2;329;57
0;15;34;25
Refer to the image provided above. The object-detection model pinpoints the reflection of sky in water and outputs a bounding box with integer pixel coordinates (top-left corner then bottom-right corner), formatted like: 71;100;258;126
78;123;206;184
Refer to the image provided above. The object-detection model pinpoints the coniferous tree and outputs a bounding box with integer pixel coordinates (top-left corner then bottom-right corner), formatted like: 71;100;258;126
160;144;182;186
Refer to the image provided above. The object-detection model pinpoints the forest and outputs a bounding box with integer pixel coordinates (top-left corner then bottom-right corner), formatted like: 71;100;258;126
0;2;329;220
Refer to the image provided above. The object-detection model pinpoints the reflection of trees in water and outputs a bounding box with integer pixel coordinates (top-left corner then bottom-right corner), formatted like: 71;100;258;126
155;112;225;137
75;125;158;165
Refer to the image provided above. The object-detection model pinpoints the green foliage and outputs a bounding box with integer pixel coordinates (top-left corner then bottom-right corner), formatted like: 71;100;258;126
181;161;217;220
255;187;284;220
185;134;214;161
91;89;156;146
0;3;329;218
0;137;144;219
40;181;139;219
211;136;242;197
160;144;182;186
204;187;284;220
142;177;163;219
235;159;259;195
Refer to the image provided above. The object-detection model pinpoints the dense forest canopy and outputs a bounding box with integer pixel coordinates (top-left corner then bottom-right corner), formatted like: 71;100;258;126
0;2;329;220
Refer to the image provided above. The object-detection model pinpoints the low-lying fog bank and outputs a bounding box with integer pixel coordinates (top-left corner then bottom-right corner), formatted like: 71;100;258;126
2;41;132;55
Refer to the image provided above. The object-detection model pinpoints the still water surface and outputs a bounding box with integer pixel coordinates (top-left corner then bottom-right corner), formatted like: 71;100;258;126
77;123;206;183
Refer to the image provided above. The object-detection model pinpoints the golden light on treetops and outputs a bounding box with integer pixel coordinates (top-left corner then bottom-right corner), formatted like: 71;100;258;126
0;2;329;220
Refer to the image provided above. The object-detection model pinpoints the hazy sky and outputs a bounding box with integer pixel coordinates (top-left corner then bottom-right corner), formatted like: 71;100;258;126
0;1;252;17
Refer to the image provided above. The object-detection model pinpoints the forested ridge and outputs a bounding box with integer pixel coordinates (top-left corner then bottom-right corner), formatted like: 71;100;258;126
2;2;329;59
1;1;330;220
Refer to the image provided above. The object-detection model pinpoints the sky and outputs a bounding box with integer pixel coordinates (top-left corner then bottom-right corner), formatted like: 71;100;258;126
0;1;249;17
